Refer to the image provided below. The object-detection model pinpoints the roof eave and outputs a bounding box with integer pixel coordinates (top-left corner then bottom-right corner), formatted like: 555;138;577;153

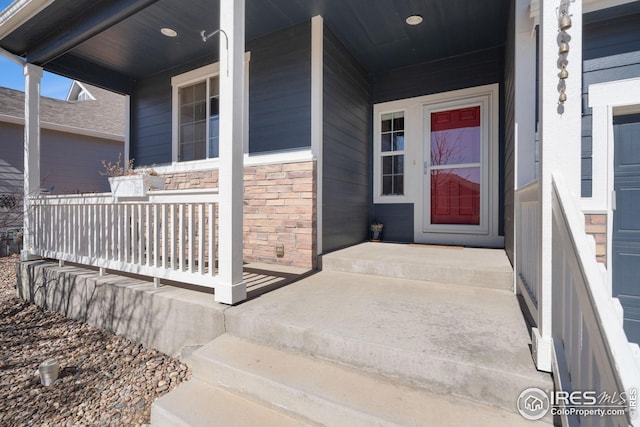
0;0;55;41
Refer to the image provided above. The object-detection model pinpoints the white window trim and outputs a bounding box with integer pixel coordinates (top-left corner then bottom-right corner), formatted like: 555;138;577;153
170;52;251;165
373;108;409;202
586;77;640;295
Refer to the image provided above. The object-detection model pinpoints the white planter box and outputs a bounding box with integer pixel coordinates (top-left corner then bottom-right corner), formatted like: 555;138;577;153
108;175;166;199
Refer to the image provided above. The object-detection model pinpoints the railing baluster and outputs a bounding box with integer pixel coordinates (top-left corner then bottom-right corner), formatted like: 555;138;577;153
153;204;159;267
209;202;215;276
161;204;167;269
188;204;194;273
170;204;176;271
138;204;144;265
179;204;185;272
146;204;152;266
198;203;204;275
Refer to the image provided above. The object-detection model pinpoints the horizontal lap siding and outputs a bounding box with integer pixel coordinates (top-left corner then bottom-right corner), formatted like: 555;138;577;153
248;22;311;153
132;73;173;166
582;11;640;197
372;47;504;104
322;28;371;253
130;22;312;165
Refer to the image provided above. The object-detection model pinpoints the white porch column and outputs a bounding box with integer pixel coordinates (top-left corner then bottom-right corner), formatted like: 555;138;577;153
216;0;246;304
536;0;583;371
21;63;43;261
514;0;537;187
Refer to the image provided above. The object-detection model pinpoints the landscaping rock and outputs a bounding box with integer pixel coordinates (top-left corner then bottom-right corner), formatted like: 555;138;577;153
0;255;191;426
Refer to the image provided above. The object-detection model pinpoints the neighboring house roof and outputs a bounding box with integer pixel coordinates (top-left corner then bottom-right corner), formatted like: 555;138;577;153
0;81;125;139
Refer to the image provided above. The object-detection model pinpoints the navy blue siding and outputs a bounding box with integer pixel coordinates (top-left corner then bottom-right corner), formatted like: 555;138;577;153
371;47;505;104
371;47;506;241
248;22;311;154
582;10;640;197
130;22;312;165
322;28;371;253
131;73;173;166
372;204;414;243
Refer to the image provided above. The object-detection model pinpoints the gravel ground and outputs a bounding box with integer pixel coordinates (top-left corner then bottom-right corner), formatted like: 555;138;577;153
0;255;191;426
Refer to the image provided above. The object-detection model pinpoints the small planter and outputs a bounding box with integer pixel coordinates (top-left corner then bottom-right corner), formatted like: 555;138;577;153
108;175;165;199
370;223;384;242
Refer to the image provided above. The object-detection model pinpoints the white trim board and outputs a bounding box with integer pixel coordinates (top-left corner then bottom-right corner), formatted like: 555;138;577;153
311;15;324;255
587;77;640;295
151;149;315;174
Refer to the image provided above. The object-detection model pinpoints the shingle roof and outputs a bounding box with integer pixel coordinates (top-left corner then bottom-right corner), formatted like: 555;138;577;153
0;83;125;137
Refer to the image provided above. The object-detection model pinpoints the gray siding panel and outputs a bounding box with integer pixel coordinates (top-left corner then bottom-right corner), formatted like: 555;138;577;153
372;204;414;243
131;73;172;166
249;22;311;154
322;28;371;253
130;22;312;165
582;11;640;196
503;0;516;264
372;47;505;104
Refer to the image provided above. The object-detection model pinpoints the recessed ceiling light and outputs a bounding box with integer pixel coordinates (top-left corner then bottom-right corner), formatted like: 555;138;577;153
161;27;178;37
406;15;423;26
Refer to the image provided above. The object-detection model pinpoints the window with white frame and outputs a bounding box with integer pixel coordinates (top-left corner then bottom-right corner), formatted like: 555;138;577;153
380;111;405;195
175;72;219;161
171;55;249;164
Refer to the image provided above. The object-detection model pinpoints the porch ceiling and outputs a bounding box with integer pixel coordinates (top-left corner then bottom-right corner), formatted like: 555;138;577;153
0;0;509;94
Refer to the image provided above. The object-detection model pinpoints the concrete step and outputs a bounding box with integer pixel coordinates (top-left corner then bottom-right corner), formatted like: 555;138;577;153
151;378;312;427
322;242;513;291
184;334;548;427
224;270;553;414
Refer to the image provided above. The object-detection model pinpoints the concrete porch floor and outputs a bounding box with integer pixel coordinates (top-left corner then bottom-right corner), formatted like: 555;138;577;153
18;242;553;425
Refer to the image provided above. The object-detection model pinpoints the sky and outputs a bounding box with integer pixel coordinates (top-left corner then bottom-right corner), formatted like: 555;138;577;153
0;0;72;100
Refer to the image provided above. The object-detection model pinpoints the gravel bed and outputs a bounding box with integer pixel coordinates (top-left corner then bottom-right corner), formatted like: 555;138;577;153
0;255;191;426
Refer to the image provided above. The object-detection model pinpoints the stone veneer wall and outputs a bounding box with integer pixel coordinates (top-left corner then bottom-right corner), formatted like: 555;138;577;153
585;213;607;265
163;161;316;269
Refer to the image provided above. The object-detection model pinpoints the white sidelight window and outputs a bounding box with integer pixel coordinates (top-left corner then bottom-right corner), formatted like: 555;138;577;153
380;111;405;196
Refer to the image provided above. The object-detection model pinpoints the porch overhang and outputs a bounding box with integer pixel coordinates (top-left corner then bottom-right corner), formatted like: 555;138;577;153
0;0;510;93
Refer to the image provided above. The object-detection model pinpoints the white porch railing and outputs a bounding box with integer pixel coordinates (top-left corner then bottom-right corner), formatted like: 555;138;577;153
30;189;218;288
516;174;640;425
515;179;541;322
545;175;640;426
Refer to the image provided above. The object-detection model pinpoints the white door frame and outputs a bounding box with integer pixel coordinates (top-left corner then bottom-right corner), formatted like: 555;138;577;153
372;83;502;248
587;77;640;295
422;96;490;235
416;84;500;246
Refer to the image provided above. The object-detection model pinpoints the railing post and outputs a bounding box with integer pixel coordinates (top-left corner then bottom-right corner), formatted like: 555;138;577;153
216;0;246;304
536;0;583;372
21;63;43;261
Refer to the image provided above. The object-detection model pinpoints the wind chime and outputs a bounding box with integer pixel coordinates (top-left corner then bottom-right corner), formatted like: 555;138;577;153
558;2;572;104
